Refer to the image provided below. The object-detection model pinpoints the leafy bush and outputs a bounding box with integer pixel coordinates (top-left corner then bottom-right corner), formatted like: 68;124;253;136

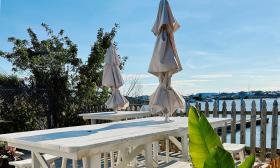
0;23;127;129
0;141;15;168
188;106;255;168
0;75;21;88
0;89;48;133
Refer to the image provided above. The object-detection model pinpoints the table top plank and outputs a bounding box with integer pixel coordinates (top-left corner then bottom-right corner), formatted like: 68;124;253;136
78;111;151;120
0;117;231;154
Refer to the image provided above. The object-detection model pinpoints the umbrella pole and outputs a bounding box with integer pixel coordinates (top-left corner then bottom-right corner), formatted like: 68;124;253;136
164;115;169;122
163;109;170;122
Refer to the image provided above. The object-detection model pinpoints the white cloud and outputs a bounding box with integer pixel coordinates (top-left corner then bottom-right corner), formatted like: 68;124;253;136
192;74;233;79
184;61;214;70
189;50;220;57
140;79;210;87
123;73;153;81
172;79;211;84
263;68;280;72
184;50;225;70
140;83;158;86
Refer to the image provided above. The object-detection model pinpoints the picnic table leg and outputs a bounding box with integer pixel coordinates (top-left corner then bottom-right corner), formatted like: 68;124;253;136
110;152;115;167
72;160;77;168
31;152;50;168
104;152;109;168
129;146;137;167
116;150;121;164
165;138;170;163
87;154;101;168
31;152;41;168
82;157;88;168
145;142;153;168
152;141;159;167
61;158;67;168
181;133;189;161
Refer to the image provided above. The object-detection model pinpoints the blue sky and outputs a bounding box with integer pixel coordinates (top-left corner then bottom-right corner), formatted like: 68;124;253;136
0;0;280;95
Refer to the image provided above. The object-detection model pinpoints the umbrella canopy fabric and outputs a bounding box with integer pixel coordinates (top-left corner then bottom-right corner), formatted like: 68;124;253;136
102;43;129;110
148;0;185;117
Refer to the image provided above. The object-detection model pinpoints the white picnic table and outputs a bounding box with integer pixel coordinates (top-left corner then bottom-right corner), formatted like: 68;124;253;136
78;111;152;124
0;117;231;168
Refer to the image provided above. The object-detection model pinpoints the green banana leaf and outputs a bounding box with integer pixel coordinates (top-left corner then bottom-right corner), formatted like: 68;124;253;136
204;146;235;168
188;106;255;168
238;155;255;168
188;106;223;168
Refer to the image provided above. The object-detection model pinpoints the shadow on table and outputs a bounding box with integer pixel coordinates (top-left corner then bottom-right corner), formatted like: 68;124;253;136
18;120;172;142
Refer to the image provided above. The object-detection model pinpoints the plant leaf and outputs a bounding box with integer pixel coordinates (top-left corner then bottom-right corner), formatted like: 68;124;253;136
204;146;235;168
238;155;255;168
188;106;223;168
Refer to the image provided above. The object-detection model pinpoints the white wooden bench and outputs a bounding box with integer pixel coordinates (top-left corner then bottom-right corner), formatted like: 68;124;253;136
163;161;192;168
223;143;245;161
9;154;59;168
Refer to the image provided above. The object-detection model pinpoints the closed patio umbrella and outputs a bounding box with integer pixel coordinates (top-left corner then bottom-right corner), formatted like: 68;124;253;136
148;0;185;121
102;42;129;111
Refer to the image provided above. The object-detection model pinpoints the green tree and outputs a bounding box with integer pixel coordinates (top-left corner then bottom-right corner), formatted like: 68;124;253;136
0;23;81;128
0;23;127;129
77;24;127;108
0;74;21;88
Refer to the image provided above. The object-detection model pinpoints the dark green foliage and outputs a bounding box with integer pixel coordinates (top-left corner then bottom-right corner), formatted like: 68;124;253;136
238;155;255;168
0;88;48;133
204;146;235;168
0;75;21;88
0;23;127;129
1;23;82;128
77;24;127;107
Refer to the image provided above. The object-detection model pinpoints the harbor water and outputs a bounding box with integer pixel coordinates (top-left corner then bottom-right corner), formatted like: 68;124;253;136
190;98;280;149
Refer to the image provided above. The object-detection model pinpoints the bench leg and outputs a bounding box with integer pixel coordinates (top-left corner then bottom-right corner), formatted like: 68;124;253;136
50;161;56;168
239;150;245;161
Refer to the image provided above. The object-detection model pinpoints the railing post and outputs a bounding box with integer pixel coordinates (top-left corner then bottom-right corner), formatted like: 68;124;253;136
250;100;257;155
205;101;209;117
186;102;190;116
271;100;278;159
231;101;237;143
222;101;227;143
213;100;219;133
240;100;246;144
213;101;218;118
260;100;267;162
195;102;199;112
